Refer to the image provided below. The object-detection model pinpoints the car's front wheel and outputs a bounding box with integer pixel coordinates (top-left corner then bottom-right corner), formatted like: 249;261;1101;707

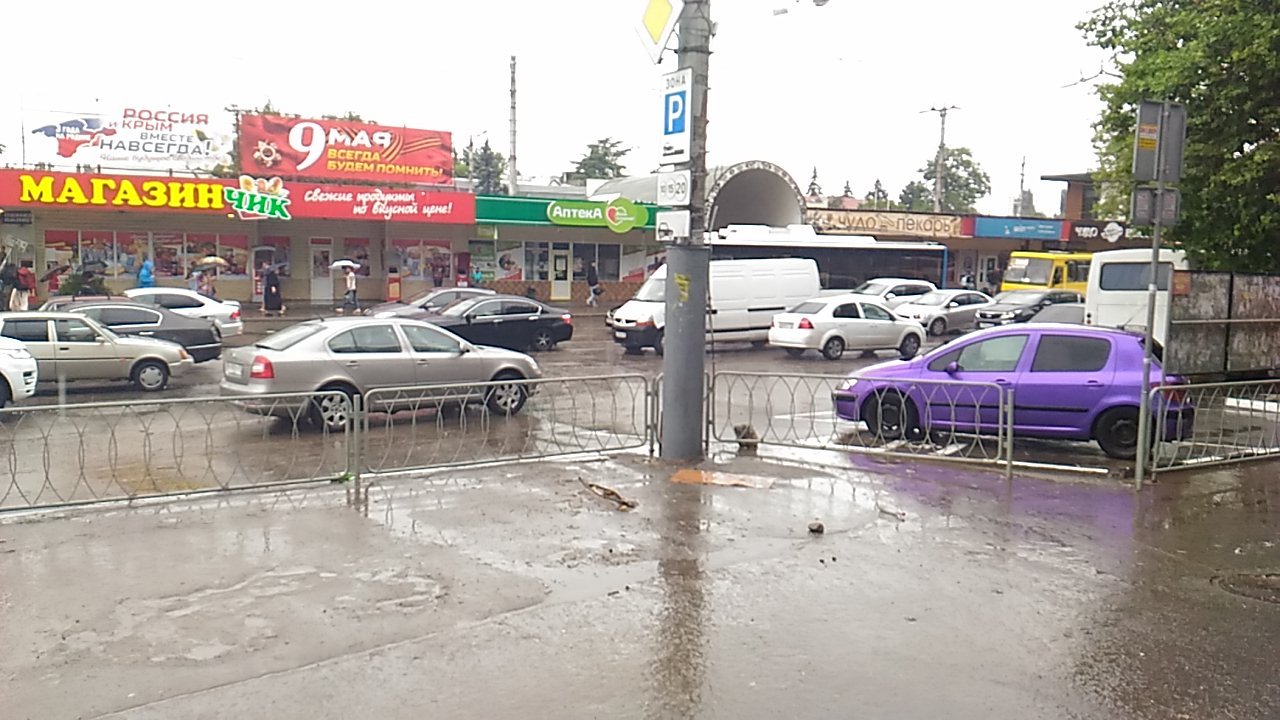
486;372;528;415
822;336;845;361
898;334;922;359
132;360;170;392
1095;406;1143;459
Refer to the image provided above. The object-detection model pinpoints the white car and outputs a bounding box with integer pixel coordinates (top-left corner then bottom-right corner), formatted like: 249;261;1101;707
124;288;244;337
0;335;38;407
894;289;994;336
850;278;937;308
768;294;926;360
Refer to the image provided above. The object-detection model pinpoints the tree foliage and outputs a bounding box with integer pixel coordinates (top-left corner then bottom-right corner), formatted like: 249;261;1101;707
461;139;508;195
919;147;991;213
565;138;630;182
864;179;891;208
898;181;934;212
1081;0;1280;272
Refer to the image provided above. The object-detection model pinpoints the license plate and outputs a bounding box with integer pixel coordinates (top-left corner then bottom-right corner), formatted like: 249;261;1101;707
777;322;793;329
225;364;244;378
977;321;995;328
614;331;626;340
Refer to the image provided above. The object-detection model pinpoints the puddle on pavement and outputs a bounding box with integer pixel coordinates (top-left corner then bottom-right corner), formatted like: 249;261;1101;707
670;468;775;489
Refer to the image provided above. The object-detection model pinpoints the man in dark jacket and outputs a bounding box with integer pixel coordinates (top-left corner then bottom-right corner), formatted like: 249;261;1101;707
586;262;600;307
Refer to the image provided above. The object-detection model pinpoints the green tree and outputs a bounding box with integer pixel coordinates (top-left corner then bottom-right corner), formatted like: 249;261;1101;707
919;147;991;213
1081;0;1280;272
470;140;508;195
898;181;933;211
565;138;630;182
864;178;890;208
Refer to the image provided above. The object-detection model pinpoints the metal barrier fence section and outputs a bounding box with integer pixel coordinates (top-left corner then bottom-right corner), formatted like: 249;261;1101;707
0;391;353;512
709;371;1013;472
360;374;651;475
1152;379;1280;472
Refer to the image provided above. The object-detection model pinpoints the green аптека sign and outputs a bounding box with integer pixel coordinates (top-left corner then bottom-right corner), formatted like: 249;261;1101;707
546;198;647;233
474;195;655;232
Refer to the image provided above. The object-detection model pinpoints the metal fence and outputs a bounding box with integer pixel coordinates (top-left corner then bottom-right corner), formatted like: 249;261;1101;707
0;391;353;512
360;373;652;475
1151;379;1280;473
709;371;1013;474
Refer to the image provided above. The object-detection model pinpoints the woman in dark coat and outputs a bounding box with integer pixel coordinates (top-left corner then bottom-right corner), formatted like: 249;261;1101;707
262;264;284;315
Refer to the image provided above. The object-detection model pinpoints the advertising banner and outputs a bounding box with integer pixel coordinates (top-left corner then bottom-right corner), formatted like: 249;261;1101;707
972;216;1064;240
238;114;453;185
807;209;964;239
0;169;475;224
25;106;234;173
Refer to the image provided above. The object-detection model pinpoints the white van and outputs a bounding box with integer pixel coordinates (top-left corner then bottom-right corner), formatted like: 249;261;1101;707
611;258;821;354
1084;247;1190;344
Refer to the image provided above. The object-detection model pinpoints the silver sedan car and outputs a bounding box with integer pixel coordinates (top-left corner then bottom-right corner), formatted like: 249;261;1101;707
220;317;542;430
893;289;993;336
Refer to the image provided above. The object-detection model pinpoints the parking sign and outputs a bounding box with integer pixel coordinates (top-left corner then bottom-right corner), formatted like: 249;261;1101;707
661;68;691;165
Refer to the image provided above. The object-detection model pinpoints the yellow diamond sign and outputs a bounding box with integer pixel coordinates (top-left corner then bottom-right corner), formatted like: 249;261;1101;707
636;0;682;64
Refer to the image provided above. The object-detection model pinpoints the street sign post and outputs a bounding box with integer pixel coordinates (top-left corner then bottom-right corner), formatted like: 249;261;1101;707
660;68;692;166
656;169;692;206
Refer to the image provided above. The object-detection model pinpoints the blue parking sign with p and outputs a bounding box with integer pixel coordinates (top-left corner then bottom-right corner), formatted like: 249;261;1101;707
664;90;687;136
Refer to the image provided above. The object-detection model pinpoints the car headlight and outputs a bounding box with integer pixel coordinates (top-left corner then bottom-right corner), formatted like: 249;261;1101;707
179;349;190;360
1000;311;1016;319
840;378;859;391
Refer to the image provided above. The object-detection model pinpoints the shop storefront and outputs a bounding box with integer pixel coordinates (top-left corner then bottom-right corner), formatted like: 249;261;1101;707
0;168;476;303
471;195;662;305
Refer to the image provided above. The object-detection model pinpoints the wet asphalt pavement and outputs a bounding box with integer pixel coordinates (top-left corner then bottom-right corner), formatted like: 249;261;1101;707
2;449;1277;719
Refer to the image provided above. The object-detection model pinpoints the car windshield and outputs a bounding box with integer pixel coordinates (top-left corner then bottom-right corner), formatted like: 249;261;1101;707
853;281;890;296
912;292;951;306
634;276;665;302
1002;257;1053;285
994;290;1047;305
442;298;483;317
256;323;324;350
788;301;826;314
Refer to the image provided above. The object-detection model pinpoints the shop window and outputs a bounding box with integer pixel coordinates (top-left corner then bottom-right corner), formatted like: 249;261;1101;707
342;238;372;277
525;242;549;281
496;241;524;281
219;235;249;277
597;244;620;282
573;243;596;281
153;233;187;278
467;240;496;284
79;231;114;275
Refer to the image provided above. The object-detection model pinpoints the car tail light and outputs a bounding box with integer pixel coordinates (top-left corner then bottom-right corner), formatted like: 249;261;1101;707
230;308;241;321
1163;377;1187;404
250;355;274;379
798;318;814;330
561;313;572;325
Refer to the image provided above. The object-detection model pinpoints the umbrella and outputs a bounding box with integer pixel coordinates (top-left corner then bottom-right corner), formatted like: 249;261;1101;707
194;256;230;269
330;259;362;270
40;264;71;282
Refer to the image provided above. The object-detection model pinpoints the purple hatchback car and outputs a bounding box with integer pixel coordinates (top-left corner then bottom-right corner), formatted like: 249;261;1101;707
832;324;1194;459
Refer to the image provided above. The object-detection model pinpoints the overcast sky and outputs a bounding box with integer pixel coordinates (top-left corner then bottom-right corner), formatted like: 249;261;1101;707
0;0;1110;216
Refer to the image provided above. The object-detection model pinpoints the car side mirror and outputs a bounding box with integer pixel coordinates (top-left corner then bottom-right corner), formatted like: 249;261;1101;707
885;293;897;300
464;314;475;323
96;335;107;343
947;301;960;308
945;361;961;375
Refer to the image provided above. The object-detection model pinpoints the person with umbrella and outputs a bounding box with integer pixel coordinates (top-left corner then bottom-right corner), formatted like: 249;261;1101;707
261;262;284;317
331;259;361;314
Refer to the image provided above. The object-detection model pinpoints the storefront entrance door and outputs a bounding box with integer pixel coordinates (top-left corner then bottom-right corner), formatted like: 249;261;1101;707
310;239;333;303
550;249;571;301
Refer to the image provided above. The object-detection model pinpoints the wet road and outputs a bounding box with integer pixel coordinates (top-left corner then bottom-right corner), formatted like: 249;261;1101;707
2;451;1277;719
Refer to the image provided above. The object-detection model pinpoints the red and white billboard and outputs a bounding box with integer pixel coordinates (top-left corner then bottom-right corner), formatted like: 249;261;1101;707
238;114;453;186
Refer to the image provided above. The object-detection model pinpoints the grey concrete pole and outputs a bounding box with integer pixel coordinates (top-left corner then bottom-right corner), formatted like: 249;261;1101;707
1135;101;1170;490
660;0;711;461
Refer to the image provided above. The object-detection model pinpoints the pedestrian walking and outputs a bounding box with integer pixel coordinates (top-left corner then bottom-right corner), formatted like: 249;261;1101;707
341;266;359;314
471;266;483;288
585;261;600;307
9;262;35;312
137;257;155;288
261;263;284;316
431;264;445;288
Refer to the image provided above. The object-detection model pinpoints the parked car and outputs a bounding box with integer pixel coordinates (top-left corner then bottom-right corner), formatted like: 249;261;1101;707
831;324;1194;459
60;301;224;363
421;295;573;352
612;258;821;355
605;304;622;328
975;289;1084;328
220;317;542;430
768;294;926;360
0;336;38;407
368;287;496;319
1029;302;1086;325
0;312;193;391
894;289;994;336
849;278;937;309
124;288;245;336
40;295;132;312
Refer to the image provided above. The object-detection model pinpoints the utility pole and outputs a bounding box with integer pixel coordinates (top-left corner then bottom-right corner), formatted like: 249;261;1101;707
508;56;519;196
924;105;957;212
1016;156;1026;216
660;0;712;462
